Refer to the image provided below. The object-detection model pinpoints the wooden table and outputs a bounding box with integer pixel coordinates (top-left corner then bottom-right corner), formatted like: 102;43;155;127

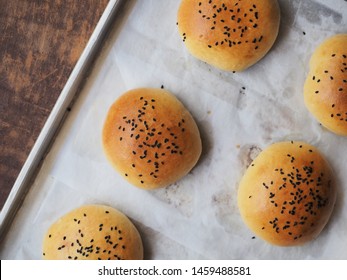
0;0;109;210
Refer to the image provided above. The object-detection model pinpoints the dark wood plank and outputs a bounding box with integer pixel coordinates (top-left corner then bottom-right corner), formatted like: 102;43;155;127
0;0;109;210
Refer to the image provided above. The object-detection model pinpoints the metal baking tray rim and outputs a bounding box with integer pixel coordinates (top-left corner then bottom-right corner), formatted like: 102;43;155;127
0;0;126;243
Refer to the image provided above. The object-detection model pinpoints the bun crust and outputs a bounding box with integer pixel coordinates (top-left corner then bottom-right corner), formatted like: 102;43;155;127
177;0;280;71
238;141;336;246
304;34;347;136
42;205;143;260
102;88;202;189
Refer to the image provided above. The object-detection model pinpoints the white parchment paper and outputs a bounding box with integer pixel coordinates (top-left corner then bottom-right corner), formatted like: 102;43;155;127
1;0;347;259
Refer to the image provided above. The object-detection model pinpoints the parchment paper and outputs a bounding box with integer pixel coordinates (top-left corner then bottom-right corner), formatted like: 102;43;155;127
1;0;347;259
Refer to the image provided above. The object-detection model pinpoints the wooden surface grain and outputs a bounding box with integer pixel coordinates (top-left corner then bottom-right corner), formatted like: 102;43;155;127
0;0;109;210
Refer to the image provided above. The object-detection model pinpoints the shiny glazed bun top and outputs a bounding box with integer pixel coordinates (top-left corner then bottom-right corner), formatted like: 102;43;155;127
238;141;336;246
304;34;347;136
177;0;280;71
102;88;202;189
42;205;143;260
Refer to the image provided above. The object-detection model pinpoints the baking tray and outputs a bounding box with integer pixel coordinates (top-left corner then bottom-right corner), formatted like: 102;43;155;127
0;0;126;242
1;0;347;259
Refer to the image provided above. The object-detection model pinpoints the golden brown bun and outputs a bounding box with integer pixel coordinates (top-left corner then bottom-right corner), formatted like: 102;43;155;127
304;34;347;136
238;141;336;246
102;88;202;189
42;205;143;260
177;0;280;71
